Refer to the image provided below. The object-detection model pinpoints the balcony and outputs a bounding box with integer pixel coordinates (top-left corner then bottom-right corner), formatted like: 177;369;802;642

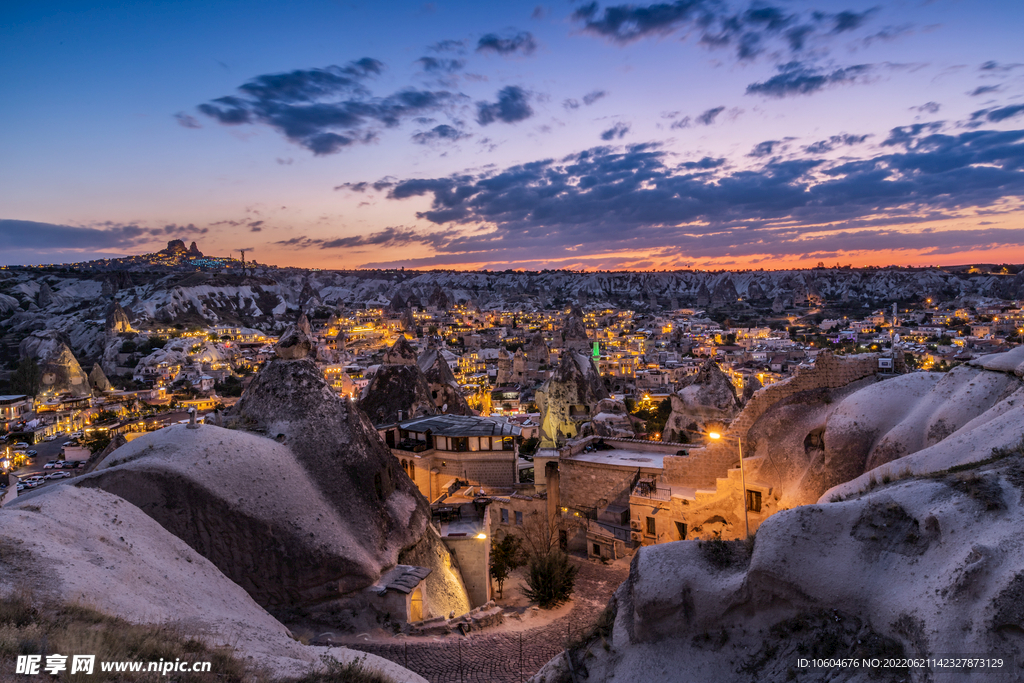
632;478;673;502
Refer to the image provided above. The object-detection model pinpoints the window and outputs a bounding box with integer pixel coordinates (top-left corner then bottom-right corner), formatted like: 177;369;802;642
593;543;601;556
746;489;762;513
646;516;656;536
515;511;523;526
501;508;509;524
675;521;687;540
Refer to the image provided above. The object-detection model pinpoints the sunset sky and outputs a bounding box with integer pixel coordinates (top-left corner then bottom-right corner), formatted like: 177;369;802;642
2;0;1024;270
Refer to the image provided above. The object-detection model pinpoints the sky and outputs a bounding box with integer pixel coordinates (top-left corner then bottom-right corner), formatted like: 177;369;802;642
2;0;1024;271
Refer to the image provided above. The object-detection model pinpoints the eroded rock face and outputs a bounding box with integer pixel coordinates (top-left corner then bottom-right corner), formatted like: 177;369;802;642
89;363;113;393
274;325;313;359
543;457;1024;683
662;360;739;442
536;351;609;447
19;330;91;397
591;398;637;439
360;365;438;425
418;347;473;415
383;336;418;365
79;358;470;623
105;301;132;334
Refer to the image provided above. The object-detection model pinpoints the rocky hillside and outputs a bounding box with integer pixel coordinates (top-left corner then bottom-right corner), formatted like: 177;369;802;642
3;265;1023;367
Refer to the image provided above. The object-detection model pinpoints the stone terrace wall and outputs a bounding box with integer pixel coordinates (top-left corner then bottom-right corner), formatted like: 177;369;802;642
663;352;882;488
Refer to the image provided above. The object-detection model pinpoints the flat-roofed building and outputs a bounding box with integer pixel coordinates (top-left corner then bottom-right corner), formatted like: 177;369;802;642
378;414;522;501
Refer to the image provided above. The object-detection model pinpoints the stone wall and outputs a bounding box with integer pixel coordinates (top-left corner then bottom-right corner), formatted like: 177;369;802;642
442;534;491;608
663;352;882;488
558;458;649;510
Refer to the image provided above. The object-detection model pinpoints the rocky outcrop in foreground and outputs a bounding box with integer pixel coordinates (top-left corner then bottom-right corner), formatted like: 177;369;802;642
0;487;425;682
76;351;470;625
535;447;1024;682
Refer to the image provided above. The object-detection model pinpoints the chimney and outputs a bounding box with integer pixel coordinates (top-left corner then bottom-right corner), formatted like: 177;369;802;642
397;410;404;422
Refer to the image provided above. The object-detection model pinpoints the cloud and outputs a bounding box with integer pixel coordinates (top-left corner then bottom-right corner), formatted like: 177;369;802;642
746;61;872;97
476;31;537;56
0;220;214;263
429;39;466;53
969;85;1002;97
969;104;1024;125
911;101;941;114
695;106;725;125
980;61;1022;72
861;23;914;47
572;1;880;61
416;56;465;73
413;124;470;144
826;8;877;33
802;133;870;154
600;123;630;140
194;58;459;155
670;116;692;129
563;89;607;110
174;112;201;129
748;140;781;157
371;125;1024;263
476;86;533;125
274;226;453;250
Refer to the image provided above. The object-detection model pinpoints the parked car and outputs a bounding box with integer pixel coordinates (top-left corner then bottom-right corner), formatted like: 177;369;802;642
47;471;71;479
44;435;57;442
61;462;78;469
13;442;29;450
25;450;37;456
16;484;25;492
43;461;58;469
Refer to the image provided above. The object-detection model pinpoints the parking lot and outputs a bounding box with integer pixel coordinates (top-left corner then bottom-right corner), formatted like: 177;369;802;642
3;433;86;494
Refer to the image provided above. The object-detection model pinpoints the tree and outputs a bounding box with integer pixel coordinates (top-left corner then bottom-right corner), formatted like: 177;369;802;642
523;551;578;608
81;431;111;454
10;357;42;397
489;534;525;599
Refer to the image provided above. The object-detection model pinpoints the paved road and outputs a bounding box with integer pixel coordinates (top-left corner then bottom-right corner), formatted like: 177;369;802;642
348;558;630;683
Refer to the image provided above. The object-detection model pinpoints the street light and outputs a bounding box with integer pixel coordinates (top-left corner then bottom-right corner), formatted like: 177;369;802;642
708;431;749;539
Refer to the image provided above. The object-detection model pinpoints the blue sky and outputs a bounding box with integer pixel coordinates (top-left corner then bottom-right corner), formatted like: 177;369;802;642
2;0;1023;269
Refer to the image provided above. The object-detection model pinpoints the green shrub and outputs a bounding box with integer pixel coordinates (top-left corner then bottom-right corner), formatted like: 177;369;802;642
522;552;578;608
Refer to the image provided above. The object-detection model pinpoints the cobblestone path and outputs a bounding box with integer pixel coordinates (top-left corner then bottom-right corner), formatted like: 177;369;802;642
348;558;629;683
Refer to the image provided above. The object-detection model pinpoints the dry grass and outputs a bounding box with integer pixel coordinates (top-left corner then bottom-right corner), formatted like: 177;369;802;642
0;593;393;683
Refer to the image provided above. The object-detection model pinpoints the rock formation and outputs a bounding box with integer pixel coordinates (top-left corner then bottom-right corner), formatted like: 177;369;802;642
36;281;53;308
383;335;419;365
274;323;313;359
418;347;473;415
161;239;188;255
19;330;91;397
562;307;590;353
188;240;202;257
427;285;450;310
590;398;637;439
89;363;113;393
79;356;470;625
662;360;740;443
536;351;610;447
537;448;1024;682
105;301;132;334
361;338;438;425
0;488;426;681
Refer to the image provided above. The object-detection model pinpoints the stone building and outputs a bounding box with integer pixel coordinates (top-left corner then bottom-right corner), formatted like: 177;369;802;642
380;414;522;501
